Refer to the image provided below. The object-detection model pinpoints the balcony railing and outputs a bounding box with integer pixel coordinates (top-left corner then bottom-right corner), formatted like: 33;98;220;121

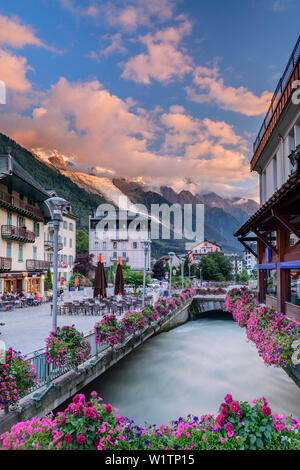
0;189;44;220
44;240;63;251
1;225;35;243
252;36;300;168
110;256;129;262
0;257;12;271
26;259;50;271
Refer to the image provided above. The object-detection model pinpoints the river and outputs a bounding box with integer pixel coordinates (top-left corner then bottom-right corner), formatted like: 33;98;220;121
78;314;300;426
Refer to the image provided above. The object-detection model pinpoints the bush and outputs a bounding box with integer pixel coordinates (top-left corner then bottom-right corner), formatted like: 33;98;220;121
1;393;299;450
225;288;300;369
94;315;126;347
45;326;91;369
0;348;37;410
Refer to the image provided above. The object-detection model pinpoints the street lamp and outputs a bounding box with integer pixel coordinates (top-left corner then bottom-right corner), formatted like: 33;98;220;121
179;255;185;291
141;239;151;307
168;252;175;297
45;197;69;331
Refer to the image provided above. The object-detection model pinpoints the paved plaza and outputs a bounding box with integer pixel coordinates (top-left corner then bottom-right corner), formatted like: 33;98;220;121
0;287;160;354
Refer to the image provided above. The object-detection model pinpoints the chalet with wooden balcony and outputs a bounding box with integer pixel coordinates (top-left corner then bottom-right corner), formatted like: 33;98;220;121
0;153;52;295
235;36;300;322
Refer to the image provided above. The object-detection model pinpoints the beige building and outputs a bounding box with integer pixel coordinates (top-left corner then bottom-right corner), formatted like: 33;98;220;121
44;207;78;285
0;154;78;295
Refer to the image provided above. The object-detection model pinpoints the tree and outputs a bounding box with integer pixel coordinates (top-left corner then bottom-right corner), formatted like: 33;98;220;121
240;269;250;283
73;253;94;277
152;259;165;280
76;230;89;255
195;251;233;281
44;268;53;291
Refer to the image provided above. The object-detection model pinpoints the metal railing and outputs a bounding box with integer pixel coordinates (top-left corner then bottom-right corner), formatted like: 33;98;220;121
1;225;35;243
22;298;192;397
0;256;12;271
44;240;63;251
253;36;300;153
26;259;51;271
0;189;44;220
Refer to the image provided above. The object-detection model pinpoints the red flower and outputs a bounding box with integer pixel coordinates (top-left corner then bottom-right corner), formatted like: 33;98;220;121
230;401;240;413
105;404;112;414
221;407;229;418
224;394;233;404
261;405;272;417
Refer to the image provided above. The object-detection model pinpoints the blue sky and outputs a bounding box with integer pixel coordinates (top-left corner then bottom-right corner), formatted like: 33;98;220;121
0;0;299;199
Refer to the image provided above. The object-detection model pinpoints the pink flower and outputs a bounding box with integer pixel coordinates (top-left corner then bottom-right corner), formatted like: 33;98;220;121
230;401;240;413
76;433;86;445
261;405;272;417
220;437;225;444
224;394;233;404
64;433;73;444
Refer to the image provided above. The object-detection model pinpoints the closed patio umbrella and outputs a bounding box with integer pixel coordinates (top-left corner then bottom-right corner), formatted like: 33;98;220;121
93;254;107;299
114;257;124;296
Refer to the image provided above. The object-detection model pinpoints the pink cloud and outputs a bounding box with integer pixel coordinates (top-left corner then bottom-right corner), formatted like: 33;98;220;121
187;65;272;116
0;14;60;52
0;49;32;92
105;0;175;31
121;21;193;84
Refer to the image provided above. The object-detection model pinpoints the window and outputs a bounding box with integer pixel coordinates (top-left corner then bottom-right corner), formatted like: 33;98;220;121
64;237;67;247
6;242;11;258
18;244;23;262
69;239;72;248
273;155;278;191
122;252;127;259
17;216;25;228
266;270;277;297
133;242;138;249
34;222;40;237
63;221;67;229
69;223;73;231
33;246;37;260
95;241;99;249
289;270;300;306
7;212;12;226
262;171;267;202
112;242;117;249
103;241;107;249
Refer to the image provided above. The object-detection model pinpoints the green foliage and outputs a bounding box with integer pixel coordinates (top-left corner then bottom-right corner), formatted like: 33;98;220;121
44;269;53;291
68;272;84;287
240;269;250;283
76;230;89;255
123;267;150;290
194;251;233;281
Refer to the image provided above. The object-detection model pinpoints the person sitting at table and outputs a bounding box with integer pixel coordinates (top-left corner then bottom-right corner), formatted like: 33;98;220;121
33;292;41;305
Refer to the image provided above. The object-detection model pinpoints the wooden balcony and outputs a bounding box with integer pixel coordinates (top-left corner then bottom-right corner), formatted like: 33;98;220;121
0;189;44;221
1;225;35;243
0;257;12;271
26;259;50;271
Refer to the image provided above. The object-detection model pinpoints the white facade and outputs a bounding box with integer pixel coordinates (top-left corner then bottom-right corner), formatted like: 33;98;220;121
260;118;300;205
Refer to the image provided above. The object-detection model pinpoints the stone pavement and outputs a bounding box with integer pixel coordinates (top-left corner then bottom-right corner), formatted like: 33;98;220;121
0;286;160;354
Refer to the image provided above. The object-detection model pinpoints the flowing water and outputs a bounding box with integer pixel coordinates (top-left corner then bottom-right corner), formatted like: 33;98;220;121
78;314;300;426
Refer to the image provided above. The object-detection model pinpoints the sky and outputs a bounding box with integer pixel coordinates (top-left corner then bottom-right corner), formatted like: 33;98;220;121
0;0;299;201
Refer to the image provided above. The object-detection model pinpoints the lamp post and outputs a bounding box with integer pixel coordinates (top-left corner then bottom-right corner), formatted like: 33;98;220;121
168;252;175;297
199;267;202;287
45;197;69;331
142;240;151;307
179;255;185;291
